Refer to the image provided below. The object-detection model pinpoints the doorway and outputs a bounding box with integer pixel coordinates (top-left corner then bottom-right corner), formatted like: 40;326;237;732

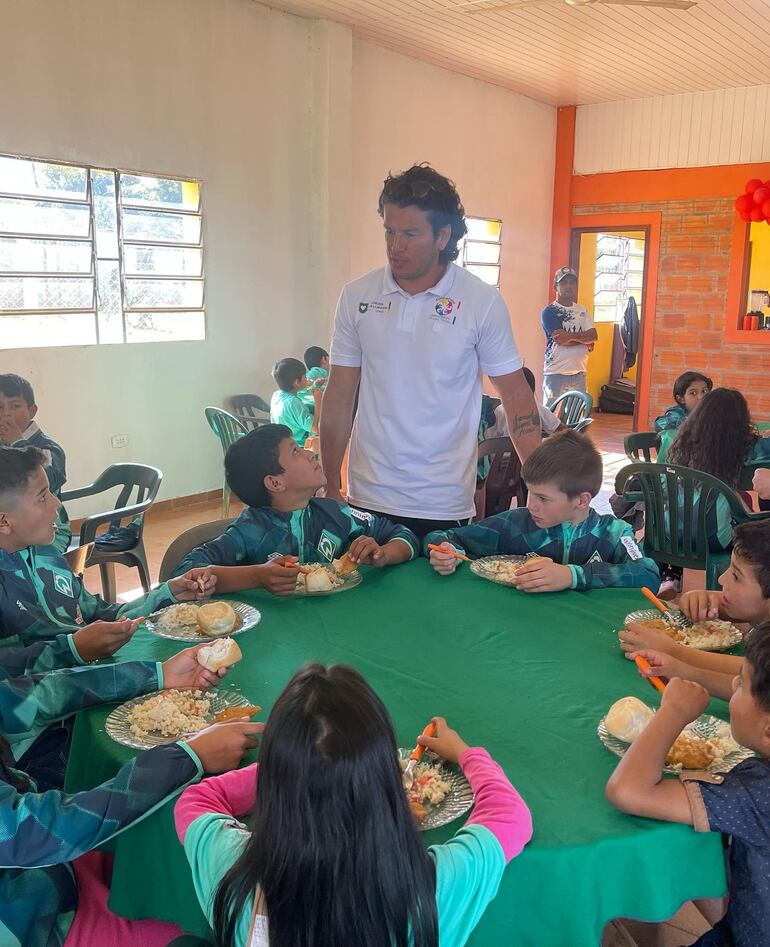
570;226;650;440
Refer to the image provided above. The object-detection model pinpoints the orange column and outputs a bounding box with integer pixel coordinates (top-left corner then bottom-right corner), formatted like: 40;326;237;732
548;105;577;301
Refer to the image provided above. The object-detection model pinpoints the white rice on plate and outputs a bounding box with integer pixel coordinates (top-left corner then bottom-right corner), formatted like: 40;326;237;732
155;603;200;631
399;759;452;806
128;689;210;739
685;620;742;649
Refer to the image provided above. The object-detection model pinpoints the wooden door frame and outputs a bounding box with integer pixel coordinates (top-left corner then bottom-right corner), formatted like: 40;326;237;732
568;211;662;431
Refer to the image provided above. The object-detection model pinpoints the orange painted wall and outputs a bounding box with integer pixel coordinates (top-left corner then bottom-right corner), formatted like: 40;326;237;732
567;162;770;427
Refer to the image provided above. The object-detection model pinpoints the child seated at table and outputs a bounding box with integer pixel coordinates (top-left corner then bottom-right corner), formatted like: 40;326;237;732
0;373;71;552
619;520;770;701
299;345;329;407
605;625;770;947
270;357;320;446
175;662;532;947
426;430;659;592
653;370;712;433
173;424;419;595
665;388;770;553
0;645;260;947
0;446;216;675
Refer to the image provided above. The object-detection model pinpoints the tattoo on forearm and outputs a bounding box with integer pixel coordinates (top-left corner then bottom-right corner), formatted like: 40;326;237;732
509;411;541;436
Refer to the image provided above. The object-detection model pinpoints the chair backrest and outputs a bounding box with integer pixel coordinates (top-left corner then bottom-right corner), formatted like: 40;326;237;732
158;518;235;582
228;394;270;430
624;431;661;463
478;437;524;517
205;407;248;453
61;463;163;546
571;417;594;434
548;390;592;427
615;462;752;570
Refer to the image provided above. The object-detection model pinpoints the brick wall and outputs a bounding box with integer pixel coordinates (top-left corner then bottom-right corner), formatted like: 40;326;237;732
573;198;770;427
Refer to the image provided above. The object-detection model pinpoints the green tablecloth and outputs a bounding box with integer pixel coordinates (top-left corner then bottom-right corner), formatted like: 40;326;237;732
65;561;727;946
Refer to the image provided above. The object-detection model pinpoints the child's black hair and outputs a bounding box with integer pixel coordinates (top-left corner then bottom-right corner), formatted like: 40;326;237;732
673;371;712;404
304;346;328;370
0;446;46;505
272;358;307;393
668;388;757;488
224;424;291;508
0;373;35;407
732;520;770;599
521;429;603;498
744;621;770;713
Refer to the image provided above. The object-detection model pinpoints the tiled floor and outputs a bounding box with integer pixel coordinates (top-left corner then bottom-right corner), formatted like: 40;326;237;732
80;412;722;945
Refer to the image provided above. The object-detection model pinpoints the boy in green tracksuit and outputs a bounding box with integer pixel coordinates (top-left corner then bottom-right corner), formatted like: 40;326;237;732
0;373;71;552
0;446;216;675
174;424;419;595
269;357;320;446
0;650;261;947
426;430;659;592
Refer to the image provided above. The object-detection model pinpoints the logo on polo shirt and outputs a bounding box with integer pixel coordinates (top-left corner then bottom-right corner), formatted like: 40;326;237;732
435;297;454;316
358;300;391;315
53;573;73;597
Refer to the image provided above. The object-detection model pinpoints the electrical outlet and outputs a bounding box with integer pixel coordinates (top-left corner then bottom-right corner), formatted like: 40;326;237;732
111;434;129;449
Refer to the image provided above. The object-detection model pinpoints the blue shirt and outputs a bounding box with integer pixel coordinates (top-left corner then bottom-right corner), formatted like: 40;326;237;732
686;757;770;947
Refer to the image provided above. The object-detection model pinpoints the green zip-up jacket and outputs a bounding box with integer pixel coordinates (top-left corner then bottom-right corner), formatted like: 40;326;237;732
424;507;659;590
0;545;178;675
173;498;419;573
0;662;202;947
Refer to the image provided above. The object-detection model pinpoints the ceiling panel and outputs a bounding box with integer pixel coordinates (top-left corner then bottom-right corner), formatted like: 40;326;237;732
258;0;770;105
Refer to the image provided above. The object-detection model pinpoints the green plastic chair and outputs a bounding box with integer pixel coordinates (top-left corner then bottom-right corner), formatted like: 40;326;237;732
205;407;247;517
548;390;593;428
624;431;661;463
616;462;770;589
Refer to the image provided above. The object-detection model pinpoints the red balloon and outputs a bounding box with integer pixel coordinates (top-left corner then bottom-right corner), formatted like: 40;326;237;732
750;206;765;221
753;186;770;206
763;199;770;218
740;210;753;221
746;178;764;194
736;193;754;212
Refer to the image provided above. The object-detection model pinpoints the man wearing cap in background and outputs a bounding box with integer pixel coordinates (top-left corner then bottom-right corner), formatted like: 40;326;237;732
541;266;597;404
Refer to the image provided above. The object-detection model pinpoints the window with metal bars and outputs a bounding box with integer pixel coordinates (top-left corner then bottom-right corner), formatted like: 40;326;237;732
0;153;204;348
455;216;502;287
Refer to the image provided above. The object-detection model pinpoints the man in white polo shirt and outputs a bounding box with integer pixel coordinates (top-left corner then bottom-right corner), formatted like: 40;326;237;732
320;164;541;539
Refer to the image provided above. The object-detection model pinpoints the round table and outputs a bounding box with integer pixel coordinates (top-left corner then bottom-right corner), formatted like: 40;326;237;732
65;560;727;946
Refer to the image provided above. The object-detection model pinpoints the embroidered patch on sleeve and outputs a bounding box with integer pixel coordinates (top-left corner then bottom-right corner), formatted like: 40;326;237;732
621;536;643;560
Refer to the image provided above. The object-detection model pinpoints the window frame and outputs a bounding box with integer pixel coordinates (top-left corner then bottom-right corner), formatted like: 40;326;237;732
456;215;502;288
0;151;205;348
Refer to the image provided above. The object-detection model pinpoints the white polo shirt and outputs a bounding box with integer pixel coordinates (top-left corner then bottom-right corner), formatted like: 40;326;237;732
330;262;523;519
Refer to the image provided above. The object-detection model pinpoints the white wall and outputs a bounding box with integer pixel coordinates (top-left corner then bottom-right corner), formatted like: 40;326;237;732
1;2;557;515
350;41;556;381
575;83;770;174
0;0;320;515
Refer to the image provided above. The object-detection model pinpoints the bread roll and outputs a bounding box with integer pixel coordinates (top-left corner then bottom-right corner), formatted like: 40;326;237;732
305;569;333;592
197;601;238;636
332;553;357;576
605;696;654;743
196;637;242;672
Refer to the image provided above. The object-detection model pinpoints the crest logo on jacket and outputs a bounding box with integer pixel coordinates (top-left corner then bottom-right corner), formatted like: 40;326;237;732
53;574;73;597
587;551;603;564
318;531;339;561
